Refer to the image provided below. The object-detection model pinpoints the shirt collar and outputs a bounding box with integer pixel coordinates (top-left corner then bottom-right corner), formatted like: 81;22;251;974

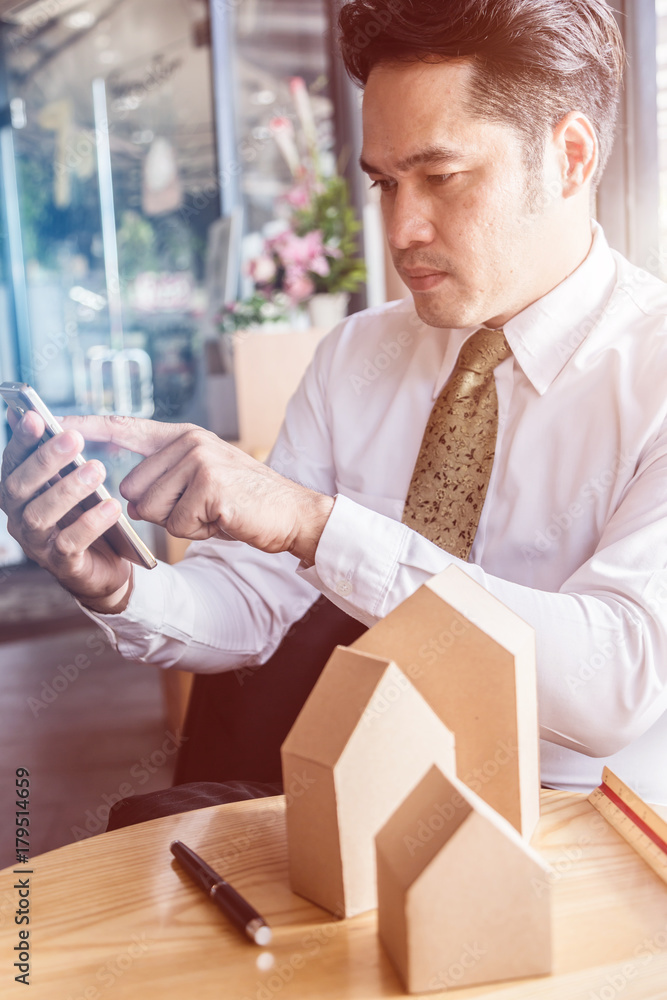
503;222;618;396
430;222;618;400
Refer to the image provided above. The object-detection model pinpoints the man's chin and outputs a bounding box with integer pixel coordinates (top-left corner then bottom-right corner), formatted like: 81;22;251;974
410;293;477;331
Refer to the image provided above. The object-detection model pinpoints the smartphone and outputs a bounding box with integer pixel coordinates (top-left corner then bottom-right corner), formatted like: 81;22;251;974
0;381;157;570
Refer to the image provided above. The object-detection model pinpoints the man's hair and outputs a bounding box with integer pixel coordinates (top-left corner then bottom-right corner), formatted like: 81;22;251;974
338;0;626;184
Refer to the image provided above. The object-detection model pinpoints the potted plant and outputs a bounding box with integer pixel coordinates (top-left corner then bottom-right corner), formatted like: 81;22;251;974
219;77;366;335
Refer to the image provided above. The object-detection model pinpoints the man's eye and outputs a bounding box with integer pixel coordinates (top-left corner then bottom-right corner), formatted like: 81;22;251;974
369;178;396;193
429;173;455;185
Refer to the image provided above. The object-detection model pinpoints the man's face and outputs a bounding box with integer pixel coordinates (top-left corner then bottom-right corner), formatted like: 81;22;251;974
361;60;564;330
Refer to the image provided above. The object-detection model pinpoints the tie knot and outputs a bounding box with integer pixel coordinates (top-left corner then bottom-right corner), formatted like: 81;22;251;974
458;328;512;377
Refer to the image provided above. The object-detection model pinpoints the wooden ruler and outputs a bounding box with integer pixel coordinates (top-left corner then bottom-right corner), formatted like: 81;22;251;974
589;767;667;886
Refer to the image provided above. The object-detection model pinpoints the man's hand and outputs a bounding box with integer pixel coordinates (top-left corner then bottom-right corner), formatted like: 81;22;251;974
60;415;334;565
0;409;133;613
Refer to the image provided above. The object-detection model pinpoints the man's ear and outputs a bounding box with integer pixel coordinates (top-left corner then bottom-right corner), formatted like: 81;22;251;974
551;112;599;197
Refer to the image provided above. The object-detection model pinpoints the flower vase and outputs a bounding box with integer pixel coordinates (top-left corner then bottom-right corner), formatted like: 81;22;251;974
308;292;350;331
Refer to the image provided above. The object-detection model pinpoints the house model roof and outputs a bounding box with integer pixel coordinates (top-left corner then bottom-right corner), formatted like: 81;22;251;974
282;646;457;917
376;764;552;994
353;564;540;838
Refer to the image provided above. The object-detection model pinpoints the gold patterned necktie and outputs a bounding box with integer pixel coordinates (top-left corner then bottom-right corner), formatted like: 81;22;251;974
402;328;512;559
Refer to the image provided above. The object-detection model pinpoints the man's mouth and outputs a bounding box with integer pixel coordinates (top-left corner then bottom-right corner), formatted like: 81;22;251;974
400;268;449;292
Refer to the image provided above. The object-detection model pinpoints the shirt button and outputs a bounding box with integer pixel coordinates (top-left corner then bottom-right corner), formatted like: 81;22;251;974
335;579;353;597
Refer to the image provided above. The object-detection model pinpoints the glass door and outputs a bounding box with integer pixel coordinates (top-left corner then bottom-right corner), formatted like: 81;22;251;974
1;0;218;424
0;0;221;554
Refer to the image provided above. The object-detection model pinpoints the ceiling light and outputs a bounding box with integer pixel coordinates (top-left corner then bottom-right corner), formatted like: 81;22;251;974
10;98;26;129
8;0;83;26
253;90;276;106
113;95;142;112
64;10;95;29
69;286;106;312
132;130;154;145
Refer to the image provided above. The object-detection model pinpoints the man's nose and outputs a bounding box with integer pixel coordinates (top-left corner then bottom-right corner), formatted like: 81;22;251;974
385;187;436;250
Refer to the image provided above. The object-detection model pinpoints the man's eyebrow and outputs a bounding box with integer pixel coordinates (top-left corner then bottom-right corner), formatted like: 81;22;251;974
359;145;468;175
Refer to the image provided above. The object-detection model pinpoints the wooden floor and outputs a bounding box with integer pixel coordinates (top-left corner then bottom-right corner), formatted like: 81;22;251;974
0;569;177;869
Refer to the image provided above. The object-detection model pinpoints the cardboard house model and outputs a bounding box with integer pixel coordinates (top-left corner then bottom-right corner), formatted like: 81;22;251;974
281;646;456;918
352;564;539;839
376;765;552;994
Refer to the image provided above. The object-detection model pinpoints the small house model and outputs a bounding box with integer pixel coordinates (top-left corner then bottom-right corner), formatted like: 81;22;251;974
353;564;539;838
376;765;552;993
281;646;456;917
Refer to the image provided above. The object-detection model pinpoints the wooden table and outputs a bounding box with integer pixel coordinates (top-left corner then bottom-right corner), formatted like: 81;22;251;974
2;790;667;999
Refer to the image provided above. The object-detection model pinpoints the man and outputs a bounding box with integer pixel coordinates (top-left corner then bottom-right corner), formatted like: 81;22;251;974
3;0;667;802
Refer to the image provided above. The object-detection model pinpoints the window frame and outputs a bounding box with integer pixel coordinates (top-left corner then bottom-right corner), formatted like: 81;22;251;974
597;0;660;271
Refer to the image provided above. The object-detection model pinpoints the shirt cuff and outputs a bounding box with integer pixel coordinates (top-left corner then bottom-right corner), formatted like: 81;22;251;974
76;560;178;661
296;493;416;624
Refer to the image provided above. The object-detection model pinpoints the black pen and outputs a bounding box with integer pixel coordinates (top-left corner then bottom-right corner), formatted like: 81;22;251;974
170;840;272;946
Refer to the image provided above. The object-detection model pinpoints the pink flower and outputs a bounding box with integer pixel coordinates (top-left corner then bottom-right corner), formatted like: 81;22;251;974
269;229;331;277
248;254;277;286
270;116;300;176
271;116;293;132
286;185;311;209
284;268;315;304
289;77;317;147
307;254;330;278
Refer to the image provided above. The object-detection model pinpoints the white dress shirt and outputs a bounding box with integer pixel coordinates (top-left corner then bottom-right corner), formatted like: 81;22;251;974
84;224;667;804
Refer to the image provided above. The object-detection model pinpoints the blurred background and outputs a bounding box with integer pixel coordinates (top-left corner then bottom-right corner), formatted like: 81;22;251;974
0;0;663;867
